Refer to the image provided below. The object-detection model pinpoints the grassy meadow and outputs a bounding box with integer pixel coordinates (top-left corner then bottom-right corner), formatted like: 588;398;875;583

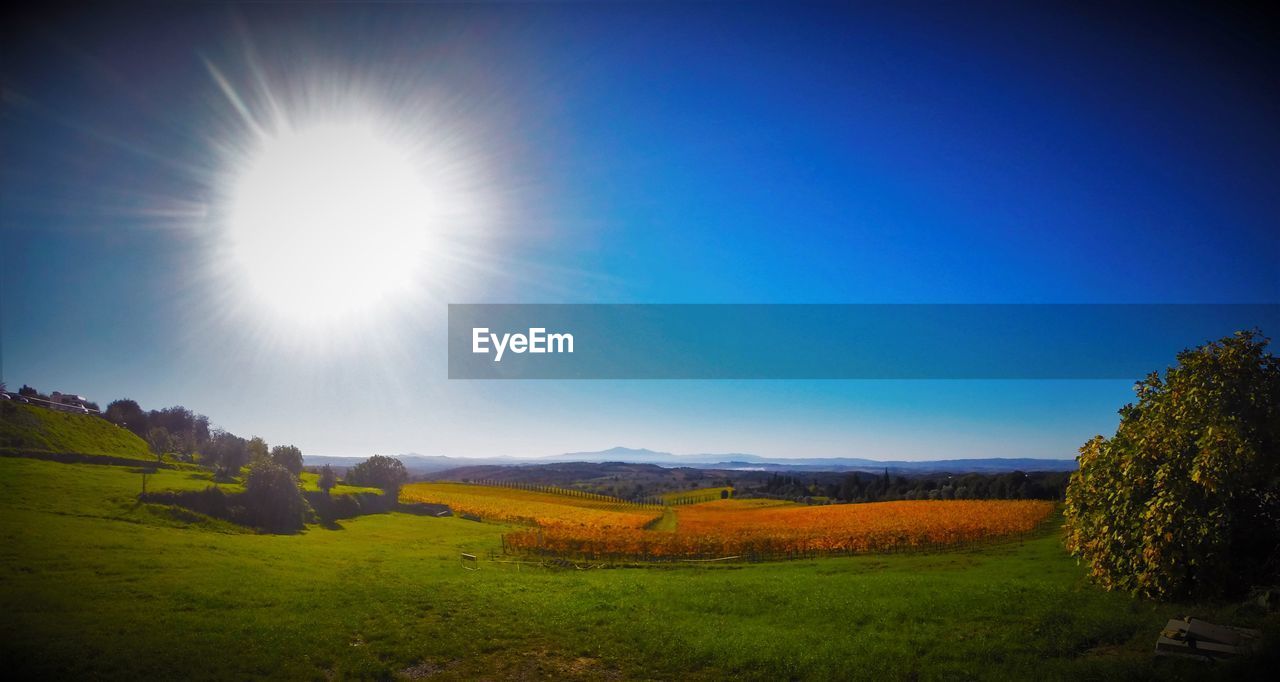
3;455;1278;680
0;402;152;460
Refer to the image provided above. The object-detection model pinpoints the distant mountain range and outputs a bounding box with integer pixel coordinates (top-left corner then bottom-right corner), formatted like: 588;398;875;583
543;446;1076;472
304;446;1077;475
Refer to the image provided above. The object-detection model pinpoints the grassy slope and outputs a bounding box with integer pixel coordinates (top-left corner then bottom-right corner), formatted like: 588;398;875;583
0;402;152;460
2;457;1277;681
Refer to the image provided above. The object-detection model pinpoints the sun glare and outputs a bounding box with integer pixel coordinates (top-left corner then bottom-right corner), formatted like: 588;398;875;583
226;121;435;327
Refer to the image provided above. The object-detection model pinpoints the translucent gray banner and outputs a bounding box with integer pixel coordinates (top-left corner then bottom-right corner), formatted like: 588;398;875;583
447;304;1279;379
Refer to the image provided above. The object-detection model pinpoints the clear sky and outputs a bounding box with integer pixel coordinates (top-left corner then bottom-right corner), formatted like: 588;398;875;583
2;2;1277;459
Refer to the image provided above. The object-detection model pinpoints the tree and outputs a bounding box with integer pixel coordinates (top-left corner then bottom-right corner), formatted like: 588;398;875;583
317;465;337;495
346;455;408;493
1064;330;1280;599
104;399;148;437
18;385;37;397
243;460;307;532
247;436;269;463
146;426;172;461
270;444;304;477
146;406;210;454
203;430;250;478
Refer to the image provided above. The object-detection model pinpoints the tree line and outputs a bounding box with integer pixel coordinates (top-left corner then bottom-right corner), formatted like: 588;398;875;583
754;469;1070;503
87;394;408;532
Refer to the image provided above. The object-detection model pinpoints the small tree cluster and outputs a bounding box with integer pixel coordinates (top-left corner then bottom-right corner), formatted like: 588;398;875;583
346;455;408;493
103;400;210;456
202;431;250;478
270;444;304;477
244;460;307;532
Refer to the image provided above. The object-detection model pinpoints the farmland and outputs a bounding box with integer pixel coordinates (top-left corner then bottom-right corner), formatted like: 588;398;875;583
4;455;1278;680
499;493;1057;560
400;481;662;529
661;486;734;505
404;482;1060;560
0;411;1274;679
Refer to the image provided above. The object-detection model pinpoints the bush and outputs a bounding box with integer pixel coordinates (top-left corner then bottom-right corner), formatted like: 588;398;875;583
317;464;337;493
346;455;408;493
244;460;308;532
270;444;304;477
1064;330;1280;599
304;490;395;524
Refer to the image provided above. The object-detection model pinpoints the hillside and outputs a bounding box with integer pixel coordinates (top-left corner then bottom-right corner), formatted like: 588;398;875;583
434;461;737;498
0;402;152;461
541;447;1079;472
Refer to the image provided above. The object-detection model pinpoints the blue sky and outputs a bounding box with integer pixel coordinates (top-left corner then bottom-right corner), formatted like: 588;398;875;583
2;2;1277;459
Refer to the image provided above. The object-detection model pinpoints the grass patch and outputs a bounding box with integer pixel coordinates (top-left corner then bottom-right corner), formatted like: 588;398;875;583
299;470;381;496
1;402;152;461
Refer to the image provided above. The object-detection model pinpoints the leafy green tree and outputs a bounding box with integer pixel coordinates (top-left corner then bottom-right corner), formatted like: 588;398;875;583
247;436;269;463
244;460;307;532
346;455;408;493
146;426;172;461
270;444;304;477
1064;330;1280;599
104;399;148;436
146;406;210;453
317;464;337;494
203;430;250;478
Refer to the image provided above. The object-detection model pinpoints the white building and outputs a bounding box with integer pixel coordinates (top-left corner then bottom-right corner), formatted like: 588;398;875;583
49;391;89;413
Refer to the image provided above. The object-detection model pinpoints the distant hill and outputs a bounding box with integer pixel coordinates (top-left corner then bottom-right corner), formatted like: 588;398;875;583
303;453;518;475
539;446;1077;473
305;447;1077;475
549;446;766;464
0;402;152;461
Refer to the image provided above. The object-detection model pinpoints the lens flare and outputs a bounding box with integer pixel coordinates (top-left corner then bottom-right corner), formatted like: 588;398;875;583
226;121;435;326
198;48;505;361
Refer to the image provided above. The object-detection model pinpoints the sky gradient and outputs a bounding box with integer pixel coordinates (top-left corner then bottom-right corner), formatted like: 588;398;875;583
2;2;1277;459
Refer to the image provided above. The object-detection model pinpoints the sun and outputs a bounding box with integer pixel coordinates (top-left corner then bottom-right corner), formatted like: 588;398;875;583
225;121;435;328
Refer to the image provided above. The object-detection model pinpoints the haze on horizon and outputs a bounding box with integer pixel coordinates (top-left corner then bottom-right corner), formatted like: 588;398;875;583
2;3;1277;462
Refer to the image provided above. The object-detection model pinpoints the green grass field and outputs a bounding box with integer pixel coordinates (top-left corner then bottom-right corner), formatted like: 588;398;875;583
3;456;1277;680
0;402;152;460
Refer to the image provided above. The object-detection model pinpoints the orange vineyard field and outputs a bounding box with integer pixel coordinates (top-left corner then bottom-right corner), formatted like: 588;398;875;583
403;483;1057;561
399;482;661;530
506;498;1057;559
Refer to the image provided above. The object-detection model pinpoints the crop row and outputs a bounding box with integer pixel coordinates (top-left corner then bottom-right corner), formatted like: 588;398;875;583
400;482;662;529
503;499;1057;559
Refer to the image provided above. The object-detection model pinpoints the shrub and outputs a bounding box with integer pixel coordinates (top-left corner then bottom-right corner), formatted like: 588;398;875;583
270;444;304;477
244;460;308;532
317;464;337;493
346;455;408;493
